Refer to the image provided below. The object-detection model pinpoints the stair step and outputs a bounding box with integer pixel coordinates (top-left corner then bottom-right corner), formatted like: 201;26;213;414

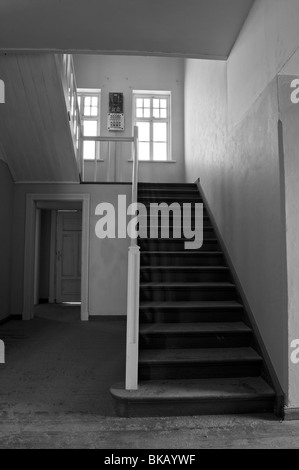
140;265;230;282
138;197;203;204
140;251;225;266
139;183;198;190
140;300;244;323
139;239;219;253
140;322;251;335
139;322;252;349
139;347;263;380
110;377;275;417
140;282;237;302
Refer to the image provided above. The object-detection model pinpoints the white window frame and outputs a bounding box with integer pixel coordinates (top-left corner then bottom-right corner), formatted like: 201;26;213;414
77;88;101;161
133;91;172;161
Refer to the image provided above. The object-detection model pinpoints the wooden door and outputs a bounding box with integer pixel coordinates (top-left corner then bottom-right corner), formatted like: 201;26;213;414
56;211;82;303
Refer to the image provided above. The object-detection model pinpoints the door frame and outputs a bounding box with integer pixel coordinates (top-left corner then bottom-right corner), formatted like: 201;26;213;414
23;193;90;321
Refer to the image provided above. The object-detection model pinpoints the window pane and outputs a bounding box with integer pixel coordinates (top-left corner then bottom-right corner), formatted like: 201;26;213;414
160;99;167;108
153;99;159;108
85;97;91;106
153;108;160;118
83;120;98;136
84;106;91;116
136;108;143;118
144;99;150;108
160;109;167;118
83;141;96;160
137;122;150;142
136;99;143;108
153;123;167;142
153;143;167;161
139;142;150;160
92;97;98;106
144;108;151;118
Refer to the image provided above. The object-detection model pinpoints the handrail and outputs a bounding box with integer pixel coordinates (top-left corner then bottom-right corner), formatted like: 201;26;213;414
82;132;137;182
83;136;135;143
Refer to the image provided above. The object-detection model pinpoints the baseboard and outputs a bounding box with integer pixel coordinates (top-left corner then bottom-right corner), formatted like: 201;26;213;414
0;314;22;326
89;315;126;322
197;181;285;418
0;316;11;326
284;407;299;421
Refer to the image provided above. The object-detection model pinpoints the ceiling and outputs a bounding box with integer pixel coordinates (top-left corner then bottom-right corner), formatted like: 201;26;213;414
0;0;254;59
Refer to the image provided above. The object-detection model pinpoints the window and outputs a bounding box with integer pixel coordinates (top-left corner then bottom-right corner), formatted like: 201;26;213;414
133;92;171;161
77;89;101;160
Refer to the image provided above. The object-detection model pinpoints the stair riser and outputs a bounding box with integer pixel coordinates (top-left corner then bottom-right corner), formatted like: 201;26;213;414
138;229;212;241
139;363;262;380
140;270;231;283
139;184;198;190
139;334;252;349
140;310;244;324
114;398;275;418
138;210;208;221
140;254;225;267
139;241;219;252
140;289;237;302
138;192;200;199
138;199;203;206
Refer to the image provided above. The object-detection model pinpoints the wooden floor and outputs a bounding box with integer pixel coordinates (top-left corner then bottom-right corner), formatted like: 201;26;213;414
0;305;297;449
0;413;298;449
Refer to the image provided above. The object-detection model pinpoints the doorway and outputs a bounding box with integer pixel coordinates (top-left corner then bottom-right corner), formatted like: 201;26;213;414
23;194;90;321
38;208;82;305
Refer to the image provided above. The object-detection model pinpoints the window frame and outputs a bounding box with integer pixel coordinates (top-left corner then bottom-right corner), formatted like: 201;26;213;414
77;89;101;161
133;91;172;162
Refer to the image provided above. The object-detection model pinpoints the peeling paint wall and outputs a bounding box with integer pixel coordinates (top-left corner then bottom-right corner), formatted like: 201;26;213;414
278;72;299;408
185;60;287;395
184;0;299;408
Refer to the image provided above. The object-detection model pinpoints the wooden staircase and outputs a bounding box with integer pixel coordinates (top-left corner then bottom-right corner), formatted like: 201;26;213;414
111;182;277;417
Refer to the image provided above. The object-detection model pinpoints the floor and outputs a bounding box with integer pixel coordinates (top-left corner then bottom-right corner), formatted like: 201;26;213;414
0;305;298;449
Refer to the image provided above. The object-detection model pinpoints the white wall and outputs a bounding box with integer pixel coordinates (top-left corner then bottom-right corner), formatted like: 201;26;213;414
12;183;131;318
185;59;287;396
185;0;299;408
0;160;14;320
228;0;299;127
278;70;299;409
73;54;185;183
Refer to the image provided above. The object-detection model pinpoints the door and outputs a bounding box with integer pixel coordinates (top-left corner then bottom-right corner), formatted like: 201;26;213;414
56;211;82;303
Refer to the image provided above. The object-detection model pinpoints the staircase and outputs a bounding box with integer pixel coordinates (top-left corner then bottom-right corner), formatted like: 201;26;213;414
111;182;277;417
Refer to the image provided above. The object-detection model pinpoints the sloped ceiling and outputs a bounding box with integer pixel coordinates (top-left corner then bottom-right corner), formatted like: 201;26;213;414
0;0;254;59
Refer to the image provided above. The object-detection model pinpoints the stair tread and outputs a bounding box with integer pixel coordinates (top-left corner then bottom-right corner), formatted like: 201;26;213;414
140;322;251;335
140;282;235;288
111;377;275;402
139;347;262;364
140;300;243;309
141;266;228;270
141;251;223;255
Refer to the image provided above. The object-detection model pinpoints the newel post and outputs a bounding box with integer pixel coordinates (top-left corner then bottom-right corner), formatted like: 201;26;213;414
125;244;141;390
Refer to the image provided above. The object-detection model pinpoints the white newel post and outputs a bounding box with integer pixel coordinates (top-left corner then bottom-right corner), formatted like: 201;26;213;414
125;125;140;391
125;244;141;390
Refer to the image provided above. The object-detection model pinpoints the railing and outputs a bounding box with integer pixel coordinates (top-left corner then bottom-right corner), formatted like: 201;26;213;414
83;135;135;183
84;128;140;390
56;54;84;180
